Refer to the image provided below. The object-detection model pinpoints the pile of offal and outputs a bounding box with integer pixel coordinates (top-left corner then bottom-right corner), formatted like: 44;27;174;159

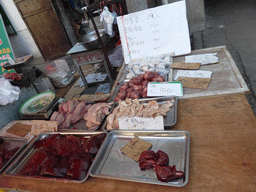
115;71;165;101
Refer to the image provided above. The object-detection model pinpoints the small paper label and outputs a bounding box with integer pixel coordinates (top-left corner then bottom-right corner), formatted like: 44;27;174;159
176;77;211;89
174;70;212;80
118;116;164;130
185;53;218;65
120;136;152;162
171;62;201;69
147;82;183;97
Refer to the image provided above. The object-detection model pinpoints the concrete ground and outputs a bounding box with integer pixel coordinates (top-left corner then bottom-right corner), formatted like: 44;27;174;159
191;0;256;115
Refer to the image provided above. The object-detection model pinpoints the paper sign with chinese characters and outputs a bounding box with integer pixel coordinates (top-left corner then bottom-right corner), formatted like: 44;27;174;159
117;1;191;63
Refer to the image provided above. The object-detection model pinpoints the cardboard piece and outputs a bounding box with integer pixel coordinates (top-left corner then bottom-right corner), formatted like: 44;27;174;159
171;62;201;69
176;77;211;89
120;136;152;162
6;122;31;137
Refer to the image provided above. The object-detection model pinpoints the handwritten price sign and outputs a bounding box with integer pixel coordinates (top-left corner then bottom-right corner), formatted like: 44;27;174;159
118;116;164;130
147;82;183;97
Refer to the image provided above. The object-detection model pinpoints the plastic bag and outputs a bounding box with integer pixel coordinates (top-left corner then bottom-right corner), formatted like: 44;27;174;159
125;54;172;79
0;77;20;105
108;45;124;67
100;6;116;37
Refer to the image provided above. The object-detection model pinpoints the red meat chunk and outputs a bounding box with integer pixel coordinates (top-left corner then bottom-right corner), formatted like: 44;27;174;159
82;133;106;155
40;156;61;177
52;136;75;157
142;71;156;81
139;150;157;170
66;135;82;149
155;164;184;182
34;134;62;149
156;150;169;166
130;91;142;100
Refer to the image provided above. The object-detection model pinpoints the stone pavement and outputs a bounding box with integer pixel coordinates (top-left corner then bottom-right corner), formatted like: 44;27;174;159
191;0;256;115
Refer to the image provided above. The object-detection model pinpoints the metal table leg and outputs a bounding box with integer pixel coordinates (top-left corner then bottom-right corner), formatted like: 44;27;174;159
73;59;88;88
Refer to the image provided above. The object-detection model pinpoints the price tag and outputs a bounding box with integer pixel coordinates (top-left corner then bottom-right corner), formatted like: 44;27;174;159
174;70;212;80
147;82;183;97
185;53;218;65
118;116;164;130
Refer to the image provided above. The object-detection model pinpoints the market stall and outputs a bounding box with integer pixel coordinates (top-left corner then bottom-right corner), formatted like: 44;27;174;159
0;1;255;192
0;93;255;191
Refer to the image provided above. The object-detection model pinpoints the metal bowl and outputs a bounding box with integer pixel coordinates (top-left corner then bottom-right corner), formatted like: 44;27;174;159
78;29;109;49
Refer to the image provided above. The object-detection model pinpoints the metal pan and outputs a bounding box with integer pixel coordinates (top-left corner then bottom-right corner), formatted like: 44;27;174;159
89;130;190;187
102;96;177;131
0;137;27;173
4;131;107;183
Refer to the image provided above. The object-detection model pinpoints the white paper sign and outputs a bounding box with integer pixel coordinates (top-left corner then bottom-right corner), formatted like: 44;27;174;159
117;1;191;64
185;53;218;65
174;70;212;80
118;116;164;130
147;82;183;97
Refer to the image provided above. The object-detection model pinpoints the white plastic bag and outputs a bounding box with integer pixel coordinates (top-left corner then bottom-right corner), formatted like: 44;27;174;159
100;6;116;37
0;77;20;105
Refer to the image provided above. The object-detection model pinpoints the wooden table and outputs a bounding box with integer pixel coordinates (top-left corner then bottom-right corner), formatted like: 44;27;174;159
0;93;255;192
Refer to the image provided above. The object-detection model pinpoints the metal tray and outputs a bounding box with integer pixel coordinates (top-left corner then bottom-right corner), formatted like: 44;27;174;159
102;96;177;131
0;137;27;173
5;131;107;183
89;130;190;187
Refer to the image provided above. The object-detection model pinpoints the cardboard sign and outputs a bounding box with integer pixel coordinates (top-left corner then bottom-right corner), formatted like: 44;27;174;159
176;77;211;89
118;116;164;130
171;62;201;69
147;82;183;97
117;1;191;63
185;53;218;65
120;136;152;162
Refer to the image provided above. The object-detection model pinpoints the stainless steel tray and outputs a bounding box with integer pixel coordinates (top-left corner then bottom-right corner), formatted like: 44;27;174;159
5;131;107;183
0;137;27;173
89;130;190;187
102;96;177;131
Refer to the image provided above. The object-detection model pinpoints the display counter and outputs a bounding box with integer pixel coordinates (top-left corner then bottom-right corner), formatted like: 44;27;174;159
0;45;255;191
0;93;255;191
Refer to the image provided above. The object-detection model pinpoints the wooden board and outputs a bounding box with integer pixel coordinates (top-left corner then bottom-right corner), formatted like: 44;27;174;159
172;46;249;99
0;93;255;191
14;0;72;60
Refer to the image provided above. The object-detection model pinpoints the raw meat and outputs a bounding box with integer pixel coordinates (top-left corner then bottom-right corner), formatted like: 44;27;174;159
155;164;184;182
107;98;174;130
138;149;185;182
139;150;157;170
3;72;22;81
115;71;165;101
0;138;20;169
18;133;106;181
83;103;111;130
156;150;169;166
50;100;91;129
